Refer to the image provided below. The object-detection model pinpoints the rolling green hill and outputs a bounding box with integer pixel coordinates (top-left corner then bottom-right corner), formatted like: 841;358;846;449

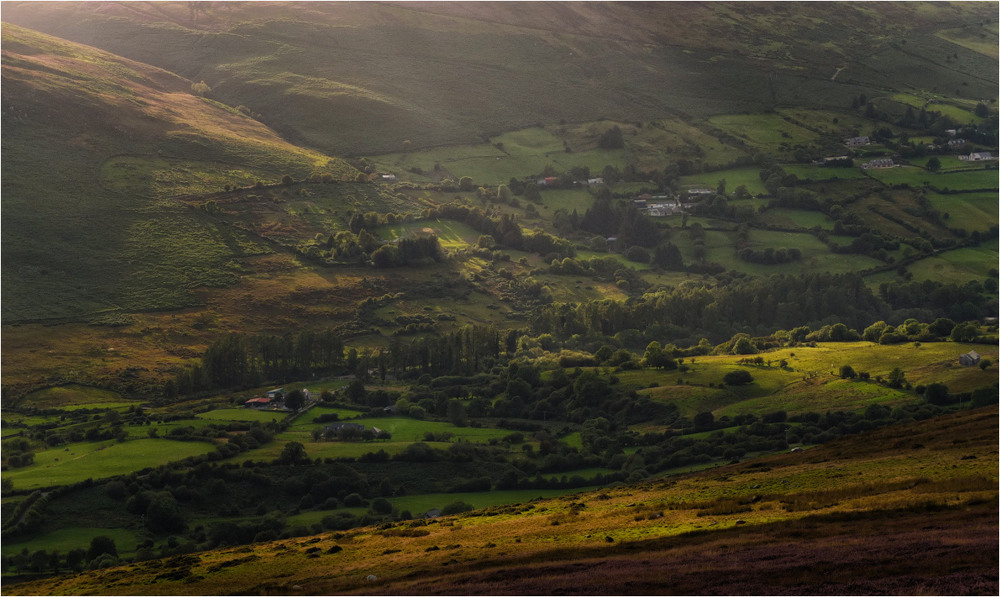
1;24;357;323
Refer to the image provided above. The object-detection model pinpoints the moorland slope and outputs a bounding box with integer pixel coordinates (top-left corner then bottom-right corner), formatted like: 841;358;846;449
6;406;996;595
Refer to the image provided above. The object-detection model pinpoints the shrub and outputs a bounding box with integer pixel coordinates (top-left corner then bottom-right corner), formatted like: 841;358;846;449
441;501;474;515
723;370;754;385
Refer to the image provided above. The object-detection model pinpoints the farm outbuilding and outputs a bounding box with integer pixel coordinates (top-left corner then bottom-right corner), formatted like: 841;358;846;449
959;350;981;366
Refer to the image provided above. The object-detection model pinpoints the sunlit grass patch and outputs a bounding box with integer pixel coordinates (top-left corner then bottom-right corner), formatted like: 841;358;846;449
2;439;217;491
925;192;998;232
21;385;127;410
196;408;291;423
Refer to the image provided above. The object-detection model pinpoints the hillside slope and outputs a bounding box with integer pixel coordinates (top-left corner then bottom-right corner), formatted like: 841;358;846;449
6;406;996;595
1;24;355;323
3;1;996;154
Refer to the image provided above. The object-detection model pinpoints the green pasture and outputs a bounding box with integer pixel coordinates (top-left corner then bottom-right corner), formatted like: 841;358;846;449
377;218;480;250
903;241;999;285
908;155;978;172
575;250;651;270
559;432;583;450
1;439;217;491
627;341;997;418
20;385;127;410
646;118;746;168
368;124;628;185
757;208;834;230
676;227;881;275
782;164;865;181
234;439;441;463
864;165;998;191
774;108;873;137
239;417;515;463
288;406;369;429
196;408;290;423
348;417;511;443
707;113;818;153
1;526;139;560
925;192;999;232
538;188;601;214
889;93;985;124
679;167;767;196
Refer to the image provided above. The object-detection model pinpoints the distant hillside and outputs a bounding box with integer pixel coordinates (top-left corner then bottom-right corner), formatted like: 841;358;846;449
1;24;355;322
3;1;996;154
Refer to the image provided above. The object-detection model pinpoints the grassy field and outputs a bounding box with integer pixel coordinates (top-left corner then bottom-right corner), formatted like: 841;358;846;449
621;341;997;418
19;385;130;410
864;165;999;191
925;191;1000;232
376;219;481;250
903;240;1000;285
196;408;291;423
679;167;767;196
782;164;866;181
1;527;139;560
757;208;834;230
2;439;218;491
707;114;818;154
675;227;882;275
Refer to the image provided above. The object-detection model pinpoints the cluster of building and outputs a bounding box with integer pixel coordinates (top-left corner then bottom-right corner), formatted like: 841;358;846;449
631;193;701;216
243;387;313;410
861;158;896;169
958;151;995;162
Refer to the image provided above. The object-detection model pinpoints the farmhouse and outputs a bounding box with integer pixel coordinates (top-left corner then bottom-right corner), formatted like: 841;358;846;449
947;138;967;147
648;201;685;216
380;174;397;182
587;177;604;185
844;136;871;147
244;397;272;409
687;187;713;195
267;388;285;400
959;151;995;162
862;158;895;169
959;351;981;367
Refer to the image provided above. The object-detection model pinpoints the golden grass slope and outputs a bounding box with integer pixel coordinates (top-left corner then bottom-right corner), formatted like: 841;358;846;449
8;406;997;595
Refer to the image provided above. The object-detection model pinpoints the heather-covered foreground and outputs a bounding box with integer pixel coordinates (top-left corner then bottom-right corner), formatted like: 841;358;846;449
7;407;996;596
385;505;997;595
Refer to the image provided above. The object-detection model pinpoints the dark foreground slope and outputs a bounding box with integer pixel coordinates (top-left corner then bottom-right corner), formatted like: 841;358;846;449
6;406;997;595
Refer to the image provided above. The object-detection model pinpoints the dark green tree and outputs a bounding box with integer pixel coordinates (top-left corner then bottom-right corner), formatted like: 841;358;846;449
723;370;754;385
86;536;117;562
277;441;309;465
